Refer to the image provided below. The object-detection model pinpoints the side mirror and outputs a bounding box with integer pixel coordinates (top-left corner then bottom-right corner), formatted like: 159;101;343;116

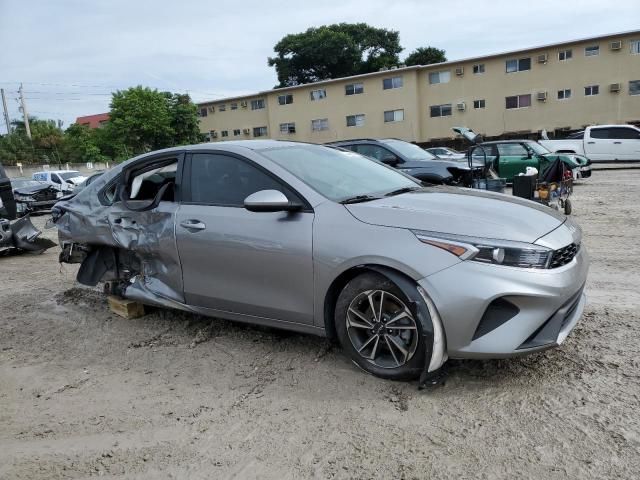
526;150;533;159
381;154;399;166
244;190;302;213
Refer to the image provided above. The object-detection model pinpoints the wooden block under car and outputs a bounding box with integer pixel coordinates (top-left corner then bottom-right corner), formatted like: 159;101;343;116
107;295;145;319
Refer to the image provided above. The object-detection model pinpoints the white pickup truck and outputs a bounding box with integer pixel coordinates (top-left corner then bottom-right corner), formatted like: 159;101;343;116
540;125;640;162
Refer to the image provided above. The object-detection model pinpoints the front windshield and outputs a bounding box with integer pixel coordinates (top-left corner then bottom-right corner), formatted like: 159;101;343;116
379;139;438;160
59;171;81;181
526;142;551;155
261;145;419;201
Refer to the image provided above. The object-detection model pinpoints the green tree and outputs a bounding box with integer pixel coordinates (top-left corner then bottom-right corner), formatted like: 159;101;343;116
268;23;403;87
165;93;202;145
0;118;64;165
62;123;105;163
404;47;447;66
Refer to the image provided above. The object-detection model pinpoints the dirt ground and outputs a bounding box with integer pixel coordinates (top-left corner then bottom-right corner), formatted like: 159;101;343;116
1;169;639;480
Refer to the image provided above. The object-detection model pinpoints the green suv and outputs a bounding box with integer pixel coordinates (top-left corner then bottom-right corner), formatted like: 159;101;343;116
453;127;592;183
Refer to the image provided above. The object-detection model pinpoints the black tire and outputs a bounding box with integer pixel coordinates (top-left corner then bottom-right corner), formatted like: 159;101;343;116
334;272;428;380
564;198;572;215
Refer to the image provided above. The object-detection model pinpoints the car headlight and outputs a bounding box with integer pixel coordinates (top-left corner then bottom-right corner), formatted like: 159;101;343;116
412;230;552;269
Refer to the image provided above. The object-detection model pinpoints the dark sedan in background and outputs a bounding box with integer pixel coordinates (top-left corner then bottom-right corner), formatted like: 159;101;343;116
327;138;479;186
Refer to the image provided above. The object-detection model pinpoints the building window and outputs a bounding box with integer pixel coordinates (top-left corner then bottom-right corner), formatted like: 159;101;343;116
428;71;450;84
382;76;403;89
383;109;404;123
233;129;241;136
505;94;532;109
310;89;327;101
430;104;452;117
557;89;572;100
629;80;640;96
230;103;238;110
472;64;485;74
631;40;640;55
218;104;226;112
346;114;365;127
311;118;329;131
585;45;600;57
221;130;229;137
278;94;293;105
251;99;265;110
253;126;267;137
584;85;599;96
473;99;486;109
558;49;573;61
199;108;208;117
505;58;531;73
345;82;364;95
279;122;296;134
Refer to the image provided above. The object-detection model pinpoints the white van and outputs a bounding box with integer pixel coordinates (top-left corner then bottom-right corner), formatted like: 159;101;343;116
32;170;87;192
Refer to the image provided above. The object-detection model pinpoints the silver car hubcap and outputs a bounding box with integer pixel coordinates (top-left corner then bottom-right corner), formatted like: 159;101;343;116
346;289;419;369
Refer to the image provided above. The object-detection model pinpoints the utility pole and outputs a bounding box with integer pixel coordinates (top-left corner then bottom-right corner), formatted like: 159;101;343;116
18;83;32;139
0;88;11;134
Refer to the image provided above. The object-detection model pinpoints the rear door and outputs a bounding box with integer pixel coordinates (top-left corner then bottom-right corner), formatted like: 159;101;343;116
175;151;315;324
585;127;613;160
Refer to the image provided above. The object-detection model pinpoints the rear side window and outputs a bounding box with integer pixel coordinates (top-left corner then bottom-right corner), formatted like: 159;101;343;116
51;174;61;184
353;144;397;162
189;153;291;207
590;128;609;139
497;144;528;156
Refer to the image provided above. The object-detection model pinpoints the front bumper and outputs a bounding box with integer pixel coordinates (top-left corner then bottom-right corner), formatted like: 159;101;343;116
577;166;592;179
418;244;589;358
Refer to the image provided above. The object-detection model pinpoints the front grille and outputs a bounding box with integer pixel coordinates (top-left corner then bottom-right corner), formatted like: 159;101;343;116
549;243;580;268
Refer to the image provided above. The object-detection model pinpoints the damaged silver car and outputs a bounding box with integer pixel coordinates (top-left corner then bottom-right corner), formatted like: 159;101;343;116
52;141;588;382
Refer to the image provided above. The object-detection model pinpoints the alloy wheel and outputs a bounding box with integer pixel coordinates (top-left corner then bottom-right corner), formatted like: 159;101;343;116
346;289;419;369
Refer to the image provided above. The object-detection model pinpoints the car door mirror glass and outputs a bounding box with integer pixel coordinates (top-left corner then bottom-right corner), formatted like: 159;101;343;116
380;154;399;165
244;189;300;212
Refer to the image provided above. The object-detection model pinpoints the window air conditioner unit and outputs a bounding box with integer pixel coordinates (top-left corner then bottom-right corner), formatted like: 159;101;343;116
456;102;466;111
242;128;250;135
455;66;464;76
610;83;621;92
537;91;548;101
240;101;248;108
610;40;622;51
537;53;548;64
211;131;218;138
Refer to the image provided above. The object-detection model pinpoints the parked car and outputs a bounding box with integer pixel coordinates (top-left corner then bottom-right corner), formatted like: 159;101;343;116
327;138;477;186
425;147;466;160
52;140;588;381
539;125;640;161
13;179;62;214
453;127;591;182
32;170;87;192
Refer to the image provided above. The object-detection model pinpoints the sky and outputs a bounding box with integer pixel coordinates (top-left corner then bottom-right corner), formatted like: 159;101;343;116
1;0;638;131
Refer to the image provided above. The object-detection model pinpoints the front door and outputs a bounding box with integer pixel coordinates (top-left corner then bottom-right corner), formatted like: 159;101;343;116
496;143;538;181
176;152;315;325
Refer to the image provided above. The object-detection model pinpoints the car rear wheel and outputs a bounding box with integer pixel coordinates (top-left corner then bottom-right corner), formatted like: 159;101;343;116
334;272;427;380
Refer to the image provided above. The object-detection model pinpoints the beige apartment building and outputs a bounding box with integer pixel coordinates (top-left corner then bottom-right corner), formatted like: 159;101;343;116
197;30;640;145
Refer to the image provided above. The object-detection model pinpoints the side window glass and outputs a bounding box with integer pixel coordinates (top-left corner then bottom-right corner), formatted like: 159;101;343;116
190;153;291;207
51;174;61;184
127;159;178;202
497;144;528;156
608;127;639;139
590;128;609;139
354;144;396;161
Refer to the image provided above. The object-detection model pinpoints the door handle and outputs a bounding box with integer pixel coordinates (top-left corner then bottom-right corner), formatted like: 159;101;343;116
587;141;596;144
180;220;206;231
613;141;622;144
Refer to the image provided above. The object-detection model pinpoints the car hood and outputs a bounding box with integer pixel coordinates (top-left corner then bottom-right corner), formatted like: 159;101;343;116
541;152;589;166
14;184;58;195
345;187;566;243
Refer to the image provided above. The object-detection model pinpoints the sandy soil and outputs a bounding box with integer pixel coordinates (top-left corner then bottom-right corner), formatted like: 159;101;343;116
1;170;639;479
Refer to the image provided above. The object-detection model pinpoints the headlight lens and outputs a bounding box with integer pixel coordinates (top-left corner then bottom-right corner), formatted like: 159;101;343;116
412;230;552;269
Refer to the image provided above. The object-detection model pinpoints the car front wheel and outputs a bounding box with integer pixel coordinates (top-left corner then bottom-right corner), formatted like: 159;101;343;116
334;272;428;380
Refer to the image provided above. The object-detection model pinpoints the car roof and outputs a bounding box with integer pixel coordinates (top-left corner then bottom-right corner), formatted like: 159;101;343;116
479;140;537;145
326;138;401;145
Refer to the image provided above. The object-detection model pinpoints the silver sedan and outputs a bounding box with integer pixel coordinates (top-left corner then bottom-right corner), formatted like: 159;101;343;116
52;141;588;381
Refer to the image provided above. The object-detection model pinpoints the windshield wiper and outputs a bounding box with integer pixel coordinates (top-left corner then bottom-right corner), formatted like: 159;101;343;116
339;194;380;204
384;186;421;197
